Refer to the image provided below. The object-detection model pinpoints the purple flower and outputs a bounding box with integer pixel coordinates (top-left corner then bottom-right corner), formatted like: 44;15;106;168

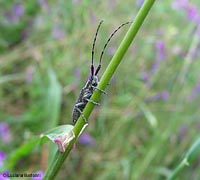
172;1;200;25
185;4;199;22
14;4;24;18
151;40;166;73
136;0;144;8
151;93;161;101
140;71;150;83
0;122;11;144
78;133;96;147
32;170;44;180
5;3;24;23
151;62;159;73
0;151;6;168
161;91;170;100
155;40;166;60
146;91;169;101
52;25;65;40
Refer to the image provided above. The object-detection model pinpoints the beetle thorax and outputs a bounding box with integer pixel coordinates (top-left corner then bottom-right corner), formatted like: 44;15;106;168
91;75;98;87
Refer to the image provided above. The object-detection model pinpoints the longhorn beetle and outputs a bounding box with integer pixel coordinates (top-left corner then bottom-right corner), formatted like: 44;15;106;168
72;20;131;124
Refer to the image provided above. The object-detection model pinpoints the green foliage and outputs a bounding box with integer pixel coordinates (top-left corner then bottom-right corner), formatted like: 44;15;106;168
0;0;39;52
5;138;40;170
168;137;200;180
1;0;200;179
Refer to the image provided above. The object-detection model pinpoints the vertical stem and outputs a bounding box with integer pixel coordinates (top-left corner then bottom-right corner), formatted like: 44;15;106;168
43;0;156;179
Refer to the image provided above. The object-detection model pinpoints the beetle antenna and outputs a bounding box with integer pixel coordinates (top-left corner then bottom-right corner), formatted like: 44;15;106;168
91;20;104;76
95;21;131;75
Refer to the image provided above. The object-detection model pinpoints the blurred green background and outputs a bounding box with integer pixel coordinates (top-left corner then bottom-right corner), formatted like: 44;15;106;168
1;0;200;179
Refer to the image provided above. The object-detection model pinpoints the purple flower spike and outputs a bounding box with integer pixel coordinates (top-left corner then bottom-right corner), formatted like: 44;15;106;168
78;133;96;147
151;62;159;73
172;1;200;25
161;91;170;100
5;3;24;23
0;122;11;144
0;151;6;168
14;4;24;18
146;91;169;102
152;93;161;101
32;170;44;180
140;71;150;82
155;40;166;60
185;4;198;21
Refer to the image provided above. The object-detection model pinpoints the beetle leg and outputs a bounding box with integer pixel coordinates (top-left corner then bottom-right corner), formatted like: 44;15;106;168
86;98;100;105
74;106;88;123
92;86;107;94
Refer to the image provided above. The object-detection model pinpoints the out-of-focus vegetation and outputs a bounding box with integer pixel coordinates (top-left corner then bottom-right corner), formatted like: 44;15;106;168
1;0;200;179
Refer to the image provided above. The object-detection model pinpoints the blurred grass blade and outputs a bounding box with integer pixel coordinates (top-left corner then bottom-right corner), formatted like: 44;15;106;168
0;73;24;84
184;137;200;164
139;103;157;127
168;137;200;180
45;68;62;160
45;68;62;128
4;138;40;170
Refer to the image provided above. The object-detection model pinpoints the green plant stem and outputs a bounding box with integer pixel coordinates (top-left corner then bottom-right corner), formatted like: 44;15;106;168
168;159;188;180
43;0;156;179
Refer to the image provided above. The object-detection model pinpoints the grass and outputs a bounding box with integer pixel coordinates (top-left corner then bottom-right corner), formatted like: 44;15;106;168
1;0;200;179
